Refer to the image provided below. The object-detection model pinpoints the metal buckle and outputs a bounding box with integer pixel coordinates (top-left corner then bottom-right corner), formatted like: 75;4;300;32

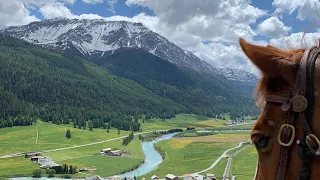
305;134;320;151
278;124;295;147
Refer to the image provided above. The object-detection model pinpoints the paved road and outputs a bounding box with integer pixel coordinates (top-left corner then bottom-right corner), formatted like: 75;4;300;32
0;130;165;159
222;144;249;180
191;141;248;175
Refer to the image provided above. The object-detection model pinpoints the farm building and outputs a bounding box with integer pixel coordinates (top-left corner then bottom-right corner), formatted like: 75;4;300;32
30;156;43;162
26;152;41;158
101;148;112;153
99;148;123;156
85;175;103;180
151;175;159;180
183;174;194;180
166;174;179;180
183;174;205;180
205;174;216;180
37;156;61;169
110;150;122;156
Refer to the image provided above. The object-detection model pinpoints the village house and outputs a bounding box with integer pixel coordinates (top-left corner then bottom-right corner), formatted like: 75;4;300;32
165;174;179;180
183;174;194;180
100;148;123;156
30;156;43;162
37;156;61;169
85;175;103;180
26;152;41;158
110;150;122;156
101;148;112;153
151;175;159;180
183;174;205;180
205;174;216;180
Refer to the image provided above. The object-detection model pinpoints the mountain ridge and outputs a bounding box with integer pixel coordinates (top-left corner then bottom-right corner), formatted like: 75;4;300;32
1;18;258;85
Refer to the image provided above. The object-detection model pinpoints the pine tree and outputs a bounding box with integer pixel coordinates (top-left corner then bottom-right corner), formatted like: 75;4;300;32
73;120;77;128
88;120;93;131
66;130;71;139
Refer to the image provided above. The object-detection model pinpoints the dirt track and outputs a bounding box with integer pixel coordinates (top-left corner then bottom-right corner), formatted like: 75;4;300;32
171;137;248;142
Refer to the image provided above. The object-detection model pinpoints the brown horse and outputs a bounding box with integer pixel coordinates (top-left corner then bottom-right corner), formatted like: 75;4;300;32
239;38;320;180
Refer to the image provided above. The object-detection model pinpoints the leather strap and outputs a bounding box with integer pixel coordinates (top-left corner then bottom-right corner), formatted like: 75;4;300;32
263;47;320;179
275;49;311;180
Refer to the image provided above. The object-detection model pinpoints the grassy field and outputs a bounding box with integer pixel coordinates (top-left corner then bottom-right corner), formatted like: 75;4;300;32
140;137;239;179
141;114;228;131
0;157;39;178
231;145;257;180
0;114;255;178
0;121;135;178
54;138;144;177
0;121;131;156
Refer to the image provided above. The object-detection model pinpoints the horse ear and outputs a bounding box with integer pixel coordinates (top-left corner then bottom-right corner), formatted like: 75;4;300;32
239;38;297;75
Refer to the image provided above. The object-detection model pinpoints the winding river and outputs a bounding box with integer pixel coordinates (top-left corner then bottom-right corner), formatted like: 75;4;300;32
119;132;178;178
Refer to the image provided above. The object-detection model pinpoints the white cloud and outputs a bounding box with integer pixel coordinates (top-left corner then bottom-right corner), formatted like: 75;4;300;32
106;0;117;14
256;16;291;38
270;31;320;49
0;0;40;26
62;0;76;4
126;0;267;43
39;2;74;19
273;0;320;22
82;0;104;4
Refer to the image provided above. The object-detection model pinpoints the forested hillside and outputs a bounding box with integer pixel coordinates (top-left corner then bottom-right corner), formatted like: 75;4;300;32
0;35;257;130
0;35;185;129
99;48;257;118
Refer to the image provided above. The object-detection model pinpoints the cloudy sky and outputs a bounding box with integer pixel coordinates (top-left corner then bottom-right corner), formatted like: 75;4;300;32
1;0;320;75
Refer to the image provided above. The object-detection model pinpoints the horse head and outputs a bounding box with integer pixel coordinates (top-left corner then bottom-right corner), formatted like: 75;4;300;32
239;38;320;180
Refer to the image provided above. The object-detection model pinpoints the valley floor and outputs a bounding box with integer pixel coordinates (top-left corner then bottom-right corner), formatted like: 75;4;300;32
0;114;257;179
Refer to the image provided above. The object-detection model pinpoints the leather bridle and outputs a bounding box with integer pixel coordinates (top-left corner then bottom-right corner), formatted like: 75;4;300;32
263;46;320;180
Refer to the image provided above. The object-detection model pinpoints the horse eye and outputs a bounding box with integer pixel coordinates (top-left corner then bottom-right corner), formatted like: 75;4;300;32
254;136;270;149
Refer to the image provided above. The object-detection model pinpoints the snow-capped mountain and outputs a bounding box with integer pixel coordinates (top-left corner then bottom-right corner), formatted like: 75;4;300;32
1;18;258;84
216;68;259;84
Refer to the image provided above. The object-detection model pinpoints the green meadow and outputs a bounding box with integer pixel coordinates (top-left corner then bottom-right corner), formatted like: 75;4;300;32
0;114;256;178
0;121;131;156
230;145;257;180
0;157;39;178
141;139;237;179
53;138;144;177
140;114;229;131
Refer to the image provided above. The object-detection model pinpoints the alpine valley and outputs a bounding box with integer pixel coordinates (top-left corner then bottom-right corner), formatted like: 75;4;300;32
0;18;258;130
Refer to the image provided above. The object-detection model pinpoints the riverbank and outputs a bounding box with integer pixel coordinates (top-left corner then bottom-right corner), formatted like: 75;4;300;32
140;133;250;179
118;133;178;178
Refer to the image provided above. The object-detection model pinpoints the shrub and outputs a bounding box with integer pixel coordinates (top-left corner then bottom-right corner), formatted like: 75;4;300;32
47;169;56;177
32;169;42;178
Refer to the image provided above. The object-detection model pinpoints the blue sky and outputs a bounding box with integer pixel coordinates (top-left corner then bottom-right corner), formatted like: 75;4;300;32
2;0;320;75
26;0;319;45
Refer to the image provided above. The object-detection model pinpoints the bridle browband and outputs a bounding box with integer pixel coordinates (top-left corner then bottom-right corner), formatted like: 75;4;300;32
264;46;320;180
